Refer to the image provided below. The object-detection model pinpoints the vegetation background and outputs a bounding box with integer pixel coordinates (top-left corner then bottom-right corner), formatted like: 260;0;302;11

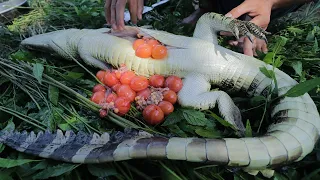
0;0;320;179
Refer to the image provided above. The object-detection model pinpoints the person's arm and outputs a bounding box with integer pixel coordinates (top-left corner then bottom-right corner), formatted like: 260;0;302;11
271;0;309;9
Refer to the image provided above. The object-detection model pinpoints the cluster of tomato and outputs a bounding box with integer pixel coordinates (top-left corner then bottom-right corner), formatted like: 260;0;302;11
133;38;168;59
90;67;183;125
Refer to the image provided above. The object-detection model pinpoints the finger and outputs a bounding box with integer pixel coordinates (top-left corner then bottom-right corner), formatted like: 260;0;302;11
110;0;117;30
225;2;250;19
105;0;112;24
116;0;126;30
128;0;138;24
137;0;144;20
255;41;263;53
262;41;268;53
250;16;270;30
237;36;245;43
228;40;239;46
243;37;254;56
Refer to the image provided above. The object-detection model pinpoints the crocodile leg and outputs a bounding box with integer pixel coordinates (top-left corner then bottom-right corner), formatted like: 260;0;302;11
178;73;245;132
193;12;270;44
77;47;111;70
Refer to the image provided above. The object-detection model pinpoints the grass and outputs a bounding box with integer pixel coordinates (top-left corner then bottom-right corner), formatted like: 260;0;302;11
0;0;320;179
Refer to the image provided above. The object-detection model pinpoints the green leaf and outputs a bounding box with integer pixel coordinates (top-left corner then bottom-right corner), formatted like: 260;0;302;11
179;121;198;134
285;77;320;97
31;161;48;170
58;123;72;131
160;162;183;180
274;172;288;180
274;56;283;68
259;67;275;79
63;71;84;80
245;120;252;137
91;12;99;16
182;109;208;126
306;30;315;41
10;50;33;62
313;37;319;53
0;173;13;180
0;158;40;168
87;164;117;177
195;128;221;138
33;163;78;179
287;26;304;36
3;119;15;131
291;61;302;76
32;63;44;84
301;168;320;180
48;85;59;105
162;111;184;126
276;36;288;46
0;143;5;153
263;52;274;64
167;125;188;137
249;96;266;107
208;111;236;130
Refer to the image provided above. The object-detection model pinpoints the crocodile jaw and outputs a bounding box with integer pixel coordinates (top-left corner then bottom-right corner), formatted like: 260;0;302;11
20;33;53;52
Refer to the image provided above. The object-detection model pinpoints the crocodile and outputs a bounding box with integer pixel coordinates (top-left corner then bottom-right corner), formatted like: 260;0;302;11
1;12;319;177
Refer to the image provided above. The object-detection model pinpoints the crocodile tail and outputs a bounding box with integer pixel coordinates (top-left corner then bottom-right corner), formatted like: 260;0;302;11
209;55;320;171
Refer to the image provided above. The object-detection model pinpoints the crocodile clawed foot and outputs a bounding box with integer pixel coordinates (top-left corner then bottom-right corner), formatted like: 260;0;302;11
217;92;246;134
229;19;270;44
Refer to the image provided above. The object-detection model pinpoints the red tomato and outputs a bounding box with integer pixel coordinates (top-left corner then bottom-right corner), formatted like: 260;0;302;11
135;44;152;58
143;104;164;125
136;88;151;100
164;76;183;92
90;91;106;104
130;76;149;92
114;70;122;79
151;45;167;59
133;39;146;50
114;97;131;116
112;83;121;92
116;84;136;102
149;75;165;88
158;101;174;116
103;72;119;87
106;93;118;103
92;84;106;93
120;71;136;85
96;70;106;82
163;90;177;104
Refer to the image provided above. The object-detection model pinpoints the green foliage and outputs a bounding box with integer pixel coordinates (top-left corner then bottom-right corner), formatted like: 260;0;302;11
32;63;44;84
32;163;79;179
285;77;320;97
87;164;118;178
0;158;40;168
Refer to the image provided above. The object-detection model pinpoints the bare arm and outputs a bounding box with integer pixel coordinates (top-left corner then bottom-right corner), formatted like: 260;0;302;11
271;0;310;9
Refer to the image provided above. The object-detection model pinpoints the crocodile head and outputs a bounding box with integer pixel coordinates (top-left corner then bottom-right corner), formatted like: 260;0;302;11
20;31;59;52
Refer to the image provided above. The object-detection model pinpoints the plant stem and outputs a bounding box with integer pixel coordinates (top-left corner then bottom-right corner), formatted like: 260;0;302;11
0;106;46;130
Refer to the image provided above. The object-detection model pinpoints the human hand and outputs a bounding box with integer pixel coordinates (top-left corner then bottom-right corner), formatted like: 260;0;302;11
222;34;268;56
105;0;144;31
224;0;274;56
